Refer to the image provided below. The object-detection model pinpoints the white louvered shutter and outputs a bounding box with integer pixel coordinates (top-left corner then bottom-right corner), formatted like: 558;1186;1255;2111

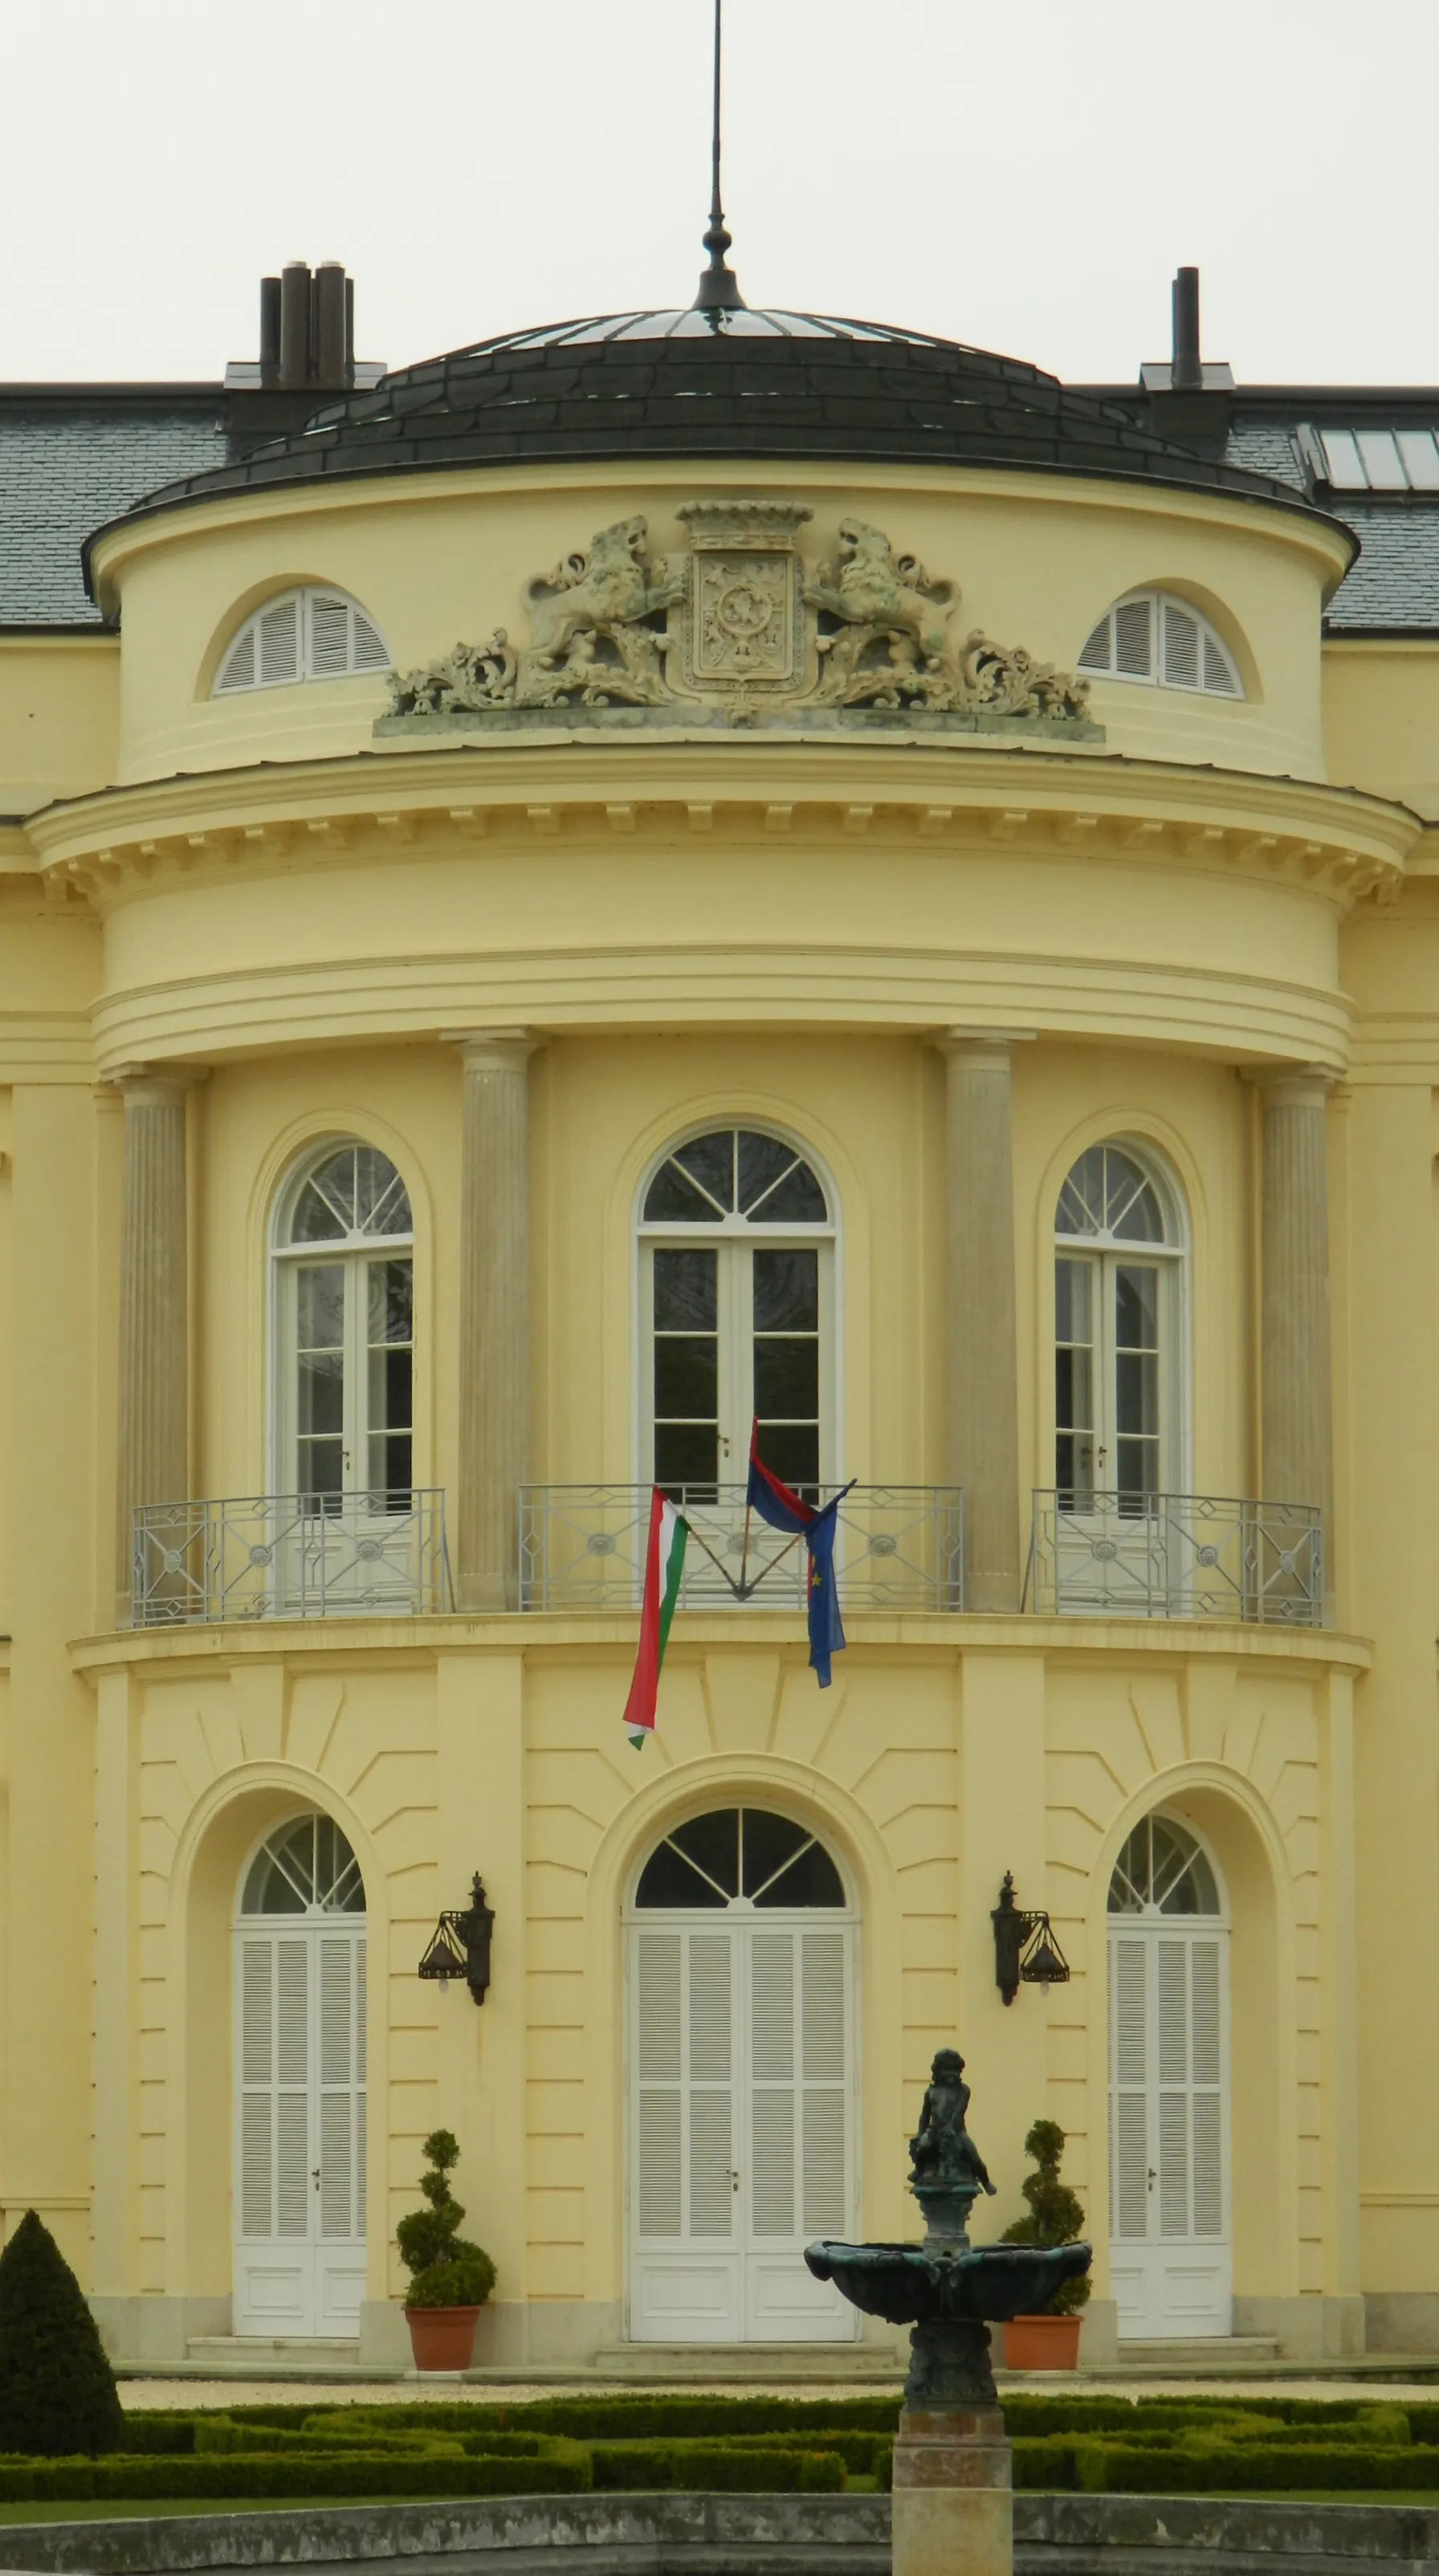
240;1939;274;2235
1203;634;1238;696
259;597;300;685
275;1937;310;2236
1189;1937;1224;2237
1109;1933;1151;2239
352;610;389;670
1114;597;1153;678
800;1931;847;2237
1078;612;1112;673
318;1933;365;2240
218;626;257;692
636;1933;683;2239
1161;602;1201;690
750;1933;795;2238
688;1935;733;2238
308;593;352;677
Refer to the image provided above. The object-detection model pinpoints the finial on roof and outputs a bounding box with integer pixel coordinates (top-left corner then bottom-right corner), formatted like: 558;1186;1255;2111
694;0;745;317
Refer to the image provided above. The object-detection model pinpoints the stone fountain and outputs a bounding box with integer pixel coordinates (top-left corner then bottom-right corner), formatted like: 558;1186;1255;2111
806;2047;1090;2576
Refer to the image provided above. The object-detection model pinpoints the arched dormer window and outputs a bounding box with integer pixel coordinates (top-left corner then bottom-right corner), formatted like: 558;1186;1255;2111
638;1126;834;1496
1078;591;1242;699
214;587;390;695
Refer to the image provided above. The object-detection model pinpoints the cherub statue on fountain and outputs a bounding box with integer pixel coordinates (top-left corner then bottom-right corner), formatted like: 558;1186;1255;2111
908;2048;997;2198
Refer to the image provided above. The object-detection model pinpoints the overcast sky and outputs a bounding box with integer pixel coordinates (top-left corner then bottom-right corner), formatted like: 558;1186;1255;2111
6;0;1437;388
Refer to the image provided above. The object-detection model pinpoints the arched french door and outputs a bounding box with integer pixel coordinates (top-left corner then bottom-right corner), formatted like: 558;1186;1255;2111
627;1806;857;2345
1107;1814;1231;2339
234;1814;367;2338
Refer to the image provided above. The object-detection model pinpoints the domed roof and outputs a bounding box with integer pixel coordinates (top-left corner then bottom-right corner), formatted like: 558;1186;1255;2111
91;302;1327;553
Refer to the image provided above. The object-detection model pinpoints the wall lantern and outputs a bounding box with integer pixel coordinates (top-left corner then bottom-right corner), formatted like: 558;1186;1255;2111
418;1874;495;2006
992;1872;1070;2007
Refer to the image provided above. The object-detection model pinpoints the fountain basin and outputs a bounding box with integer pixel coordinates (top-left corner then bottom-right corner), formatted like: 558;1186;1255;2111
805;2238;1091;2326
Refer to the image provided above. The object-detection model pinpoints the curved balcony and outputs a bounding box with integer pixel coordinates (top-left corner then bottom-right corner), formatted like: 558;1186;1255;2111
1025;1489;1323;1626
132;1490;452;1626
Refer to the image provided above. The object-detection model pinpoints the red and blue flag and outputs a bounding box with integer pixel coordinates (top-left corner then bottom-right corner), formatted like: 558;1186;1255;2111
746;1423;847;1688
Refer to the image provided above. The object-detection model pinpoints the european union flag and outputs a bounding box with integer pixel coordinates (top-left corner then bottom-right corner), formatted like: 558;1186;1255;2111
746;1424;848;1688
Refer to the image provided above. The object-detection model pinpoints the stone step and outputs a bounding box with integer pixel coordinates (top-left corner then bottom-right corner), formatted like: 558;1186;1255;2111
590;2342;904;2381
184;2334;365;2373
1100;2333;1281;2371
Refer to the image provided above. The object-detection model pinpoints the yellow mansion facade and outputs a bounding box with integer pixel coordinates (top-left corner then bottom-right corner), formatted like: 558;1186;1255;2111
2;256;1438;2370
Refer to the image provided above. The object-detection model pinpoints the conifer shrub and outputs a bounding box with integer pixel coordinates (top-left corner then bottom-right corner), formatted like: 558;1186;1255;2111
395;2129;496;2309
0;2210;124;2456
999;2119;1090;2315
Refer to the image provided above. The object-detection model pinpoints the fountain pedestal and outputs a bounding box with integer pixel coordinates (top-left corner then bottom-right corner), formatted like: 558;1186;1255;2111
805;2048;1091;2576
892;2404;1011;2576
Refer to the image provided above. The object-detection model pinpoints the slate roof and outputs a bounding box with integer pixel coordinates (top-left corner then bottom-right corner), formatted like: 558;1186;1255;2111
0;398;227;627
7;312;1439;637
93;312;1319;557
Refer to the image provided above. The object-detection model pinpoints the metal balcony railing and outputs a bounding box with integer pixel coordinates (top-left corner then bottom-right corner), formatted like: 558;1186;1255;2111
519;1484;964;1613
1026;1490;1323;1626
132;1490;453;1627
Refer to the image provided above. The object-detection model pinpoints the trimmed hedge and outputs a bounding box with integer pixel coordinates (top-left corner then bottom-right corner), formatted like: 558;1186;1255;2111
0;2446;593;2503
589;2443;845;2494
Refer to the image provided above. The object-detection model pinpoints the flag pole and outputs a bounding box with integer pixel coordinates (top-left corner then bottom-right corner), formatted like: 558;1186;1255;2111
739;1416;756;1601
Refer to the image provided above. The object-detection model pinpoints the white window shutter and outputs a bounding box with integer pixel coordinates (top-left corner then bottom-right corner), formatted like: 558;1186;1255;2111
1191;1937;1224;2236
1114;597;1152;678
1111;1933;1150;2239
218;626;256;692
275;1937;310;2237
351;610;389;670
259;598;300;685
1162;603;1201;690
1203;634;1238;695
1078;612;1112;672
801;1932;847;2236
308;594;351;678
636;1933;683;2239
689;1935;733;2238
240;1941;274;2238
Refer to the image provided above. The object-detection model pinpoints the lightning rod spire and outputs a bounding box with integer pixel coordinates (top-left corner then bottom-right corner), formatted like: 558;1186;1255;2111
694;0;744;316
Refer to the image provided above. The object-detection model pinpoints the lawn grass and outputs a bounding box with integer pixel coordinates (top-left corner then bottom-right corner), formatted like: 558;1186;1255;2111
0;2497;477;2523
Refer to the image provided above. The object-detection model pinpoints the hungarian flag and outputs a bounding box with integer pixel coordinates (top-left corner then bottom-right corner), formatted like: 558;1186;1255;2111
746;1424;847;1688
623;1490;689;1748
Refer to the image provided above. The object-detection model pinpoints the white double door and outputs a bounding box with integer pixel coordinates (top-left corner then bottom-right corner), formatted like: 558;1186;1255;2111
630;1916;856;2343
235;1919;368;2337
1109;1920;1231;2337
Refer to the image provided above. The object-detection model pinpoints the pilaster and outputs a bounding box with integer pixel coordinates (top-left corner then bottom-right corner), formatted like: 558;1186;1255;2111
112;1067;196;1623
450;1034;539;1612
940;1035;1029;1612
1258;1072;1335;1599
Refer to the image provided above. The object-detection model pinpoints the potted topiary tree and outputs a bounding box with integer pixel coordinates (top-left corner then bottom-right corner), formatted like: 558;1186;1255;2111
396;2129;495;2371
999;2119;1090;2370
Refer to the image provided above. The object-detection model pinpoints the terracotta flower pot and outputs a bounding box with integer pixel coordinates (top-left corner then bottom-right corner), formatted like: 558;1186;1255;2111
405;2303;482;2371
1002;2312;1082;2370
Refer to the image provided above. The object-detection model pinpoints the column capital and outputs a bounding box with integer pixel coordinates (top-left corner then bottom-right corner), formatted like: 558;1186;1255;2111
443;1028;542;1075
1247;1064;1340;1110
106;1062;207;1106
936;1028;1037;1067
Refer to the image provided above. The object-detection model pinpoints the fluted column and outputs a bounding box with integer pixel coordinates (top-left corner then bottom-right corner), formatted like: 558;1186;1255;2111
1259;1071;1335;1606
113;1068;193;1622
941;1033;1029;1613
452;1032;539;1611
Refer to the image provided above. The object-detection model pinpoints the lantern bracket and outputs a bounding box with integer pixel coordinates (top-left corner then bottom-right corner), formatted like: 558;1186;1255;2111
992;1871;1070;2007
418;1873;495;2007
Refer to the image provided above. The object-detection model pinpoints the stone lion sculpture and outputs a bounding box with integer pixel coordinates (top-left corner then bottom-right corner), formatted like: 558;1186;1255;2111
805;516;957;669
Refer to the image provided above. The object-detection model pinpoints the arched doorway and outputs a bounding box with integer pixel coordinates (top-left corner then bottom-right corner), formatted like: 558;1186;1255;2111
1107;1813;1231;2339
627;1806;857;2345
234;1813;367;2337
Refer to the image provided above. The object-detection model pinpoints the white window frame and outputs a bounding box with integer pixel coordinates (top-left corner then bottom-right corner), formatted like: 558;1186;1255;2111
634;1124;840;1492
1078;590;1243;700
214;586;391;696
1052;1139;1191;1504
269;1140;415;1503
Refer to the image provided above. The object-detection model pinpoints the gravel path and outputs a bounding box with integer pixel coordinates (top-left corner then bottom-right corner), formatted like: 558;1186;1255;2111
117;2374;1439;2410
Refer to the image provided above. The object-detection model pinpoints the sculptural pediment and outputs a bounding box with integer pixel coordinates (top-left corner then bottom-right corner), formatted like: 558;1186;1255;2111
376;503;1100;742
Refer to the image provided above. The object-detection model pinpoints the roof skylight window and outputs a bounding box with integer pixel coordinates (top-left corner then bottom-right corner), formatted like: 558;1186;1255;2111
1308;426;1439;493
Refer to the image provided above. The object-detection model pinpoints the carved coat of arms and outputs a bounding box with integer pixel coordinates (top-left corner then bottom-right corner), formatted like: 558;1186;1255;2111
384;504;1094;734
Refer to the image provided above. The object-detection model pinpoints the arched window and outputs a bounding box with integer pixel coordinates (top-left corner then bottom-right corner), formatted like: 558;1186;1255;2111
1054;1141;1186;1509
1107;1815;1220;1917
634;1807;847;1909
241;1812;366;1915
234;1812;366;2337
273;1141;413;1508
638;1127;834;1496
1107;1813;1229;2337
214;587;390;694
627;1806;855;2345
1078;591;1242;698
